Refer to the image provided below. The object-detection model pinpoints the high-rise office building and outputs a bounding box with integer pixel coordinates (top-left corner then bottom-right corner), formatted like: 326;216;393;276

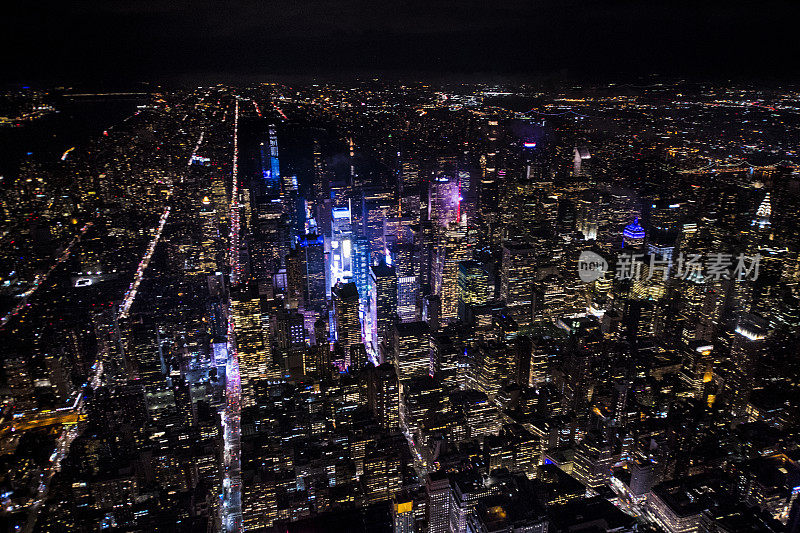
370;262;398;359
392;241;418;323
299;233;325;313
243;474;278;530
629;459;654;496
311;139;327;208
232;284;270;407
352;236;371;306
263;126;281;197
363;188;394;258
472;341;514;400
368;363;401;431
450;389;500;439
449;472;498;533
333;281;361;353
285;247;305;309
400;160;421;223
622;218;646;249
393;321;431;381
392;495;415;533
500;242;537;327
573;146;591;177
428;177;460;228
572;431;616;490
198;195;219;273
433;216;470;325
679;342;714;401
426;472;450;533
363;440;403;505
457;260;492;322
479;118;501;224
727;313;767;418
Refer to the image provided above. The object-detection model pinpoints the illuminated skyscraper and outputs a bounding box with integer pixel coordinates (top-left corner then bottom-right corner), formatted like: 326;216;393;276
277;310;306;349
479;118;501;224
679;342;714;401
622;218;645;249
677;275;724;344
299;233;325;313
198;195;219;273
573;146;591;177
392;495;415;533
575;190;599;240
243;474;278;530
363;440;403;505
433;216;470;325
257;198;288;273
400;160;421;223
397;274;418;323
418;220;435;291
311;139;327;208
449;472;498;533
363;188;394;258
529;338;551;386
370;262;398;358
572;431;615;490
472;341;511;400
331;206;353;286
333;281;361;354
392;241;418;323
457;165;475;224
282;174;301;245
428;177;460;228
232;284;270;407
426;472;450;533
500;242;536;327
393;321;431;381
457;260;492;321
352;236;371;312
751;192;771;232
285;247;305;310
261;126;281;198
368;363;401;431
212;175;230;225
450;389;500;439
727;314;767;418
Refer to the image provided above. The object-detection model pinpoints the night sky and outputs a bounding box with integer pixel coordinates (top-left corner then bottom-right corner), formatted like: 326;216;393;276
4;0;800;85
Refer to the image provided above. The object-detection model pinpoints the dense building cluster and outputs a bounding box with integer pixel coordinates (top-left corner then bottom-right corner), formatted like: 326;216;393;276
1;81;800;532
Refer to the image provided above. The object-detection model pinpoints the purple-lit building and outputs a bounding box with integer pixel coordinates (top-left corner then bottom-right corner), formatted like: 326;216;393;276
622;218;645;249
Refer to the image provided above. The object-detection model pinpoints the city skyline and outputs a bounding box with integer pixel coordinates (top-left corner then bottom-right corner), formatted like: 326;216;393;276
3;23;800;532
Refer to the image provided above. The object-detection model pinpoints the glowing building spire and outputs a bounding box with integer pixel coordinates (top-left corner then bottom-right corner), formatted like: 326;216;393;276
622;218;645;248
752;192;771;228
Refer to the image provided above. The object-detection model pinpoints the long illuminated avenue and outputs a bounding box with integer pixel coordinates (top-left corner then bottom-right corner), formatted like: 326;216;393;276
188;131;205;167
222;97;242;532
0;222;93;328
119;203;171;319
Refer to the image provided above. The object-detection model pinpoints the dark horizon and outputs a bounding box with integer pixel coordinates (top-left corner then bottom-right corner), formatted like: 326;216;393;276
5;1;800;86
